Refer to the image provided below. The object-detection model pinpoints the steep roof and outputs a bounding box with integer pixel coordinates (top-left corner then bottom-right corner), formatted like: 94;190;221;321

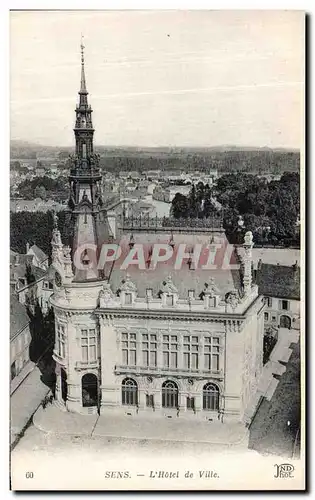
29;244;48;263
10;295;29;339
107;228;241;300
10;251;46;283
256;263;300;300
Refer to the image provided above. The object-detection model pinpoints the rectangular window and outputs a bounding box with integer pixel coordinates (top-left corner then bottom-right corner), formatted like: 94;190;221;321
264;312;269;321
166;295;174;306
81;328;97;362
57;324;66;358
208;297;215;307
125;293;132;305
121;332;137;366
280;300;289;311
146;394;154;408
186;396;195;410
183;336;199;370
141;333;157;367
272;316;277;322
163;335;178;369
266;297;272;308
204;336;220;372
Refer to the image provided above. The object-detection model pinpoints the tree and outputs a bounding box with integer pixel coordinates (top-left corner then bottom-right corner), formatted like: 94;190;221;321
34;185;47;200
171;193;189;219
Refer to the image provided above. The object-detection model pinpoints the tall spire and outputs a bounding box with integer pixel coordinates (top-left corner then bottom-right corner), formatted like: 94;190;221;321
80;35;87;95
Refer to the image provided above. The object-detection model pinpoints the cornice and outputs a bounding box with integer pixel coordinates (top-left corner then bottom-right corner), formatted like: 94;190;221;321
96;307;246;324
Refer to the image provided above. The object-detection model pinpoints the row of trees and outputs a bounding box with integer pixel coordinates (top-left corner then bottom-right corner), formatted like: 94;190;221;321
171;183;220;219
97;150;299;175
170;173;300;247
15;176;69;201
10;210;74;256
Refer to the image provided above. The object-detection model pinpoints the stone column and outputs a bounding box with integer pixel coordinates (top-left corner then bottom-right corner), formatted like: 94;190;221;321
55;365;62;402
138;387;146;410
179;391;186;412
243;231;254;295
99;315;120;414
157;332;163;369
154;387;162;411
194;391;202;414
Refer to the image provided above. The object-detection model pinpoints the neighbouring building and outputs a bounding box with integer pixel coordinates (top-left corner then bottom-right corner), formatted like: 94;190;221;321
10;198;65;213
10;294;33;393
256;261;300;331
26;243;49;270
50;45;265;424
10;249;53;314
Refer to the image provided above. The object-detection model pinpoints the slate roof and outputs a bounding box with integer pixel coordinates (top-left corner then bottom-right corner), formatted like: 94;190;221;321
106;229;241;300
10;251;46;283
29;244;48;263
10;295;29;339
256;263;300;300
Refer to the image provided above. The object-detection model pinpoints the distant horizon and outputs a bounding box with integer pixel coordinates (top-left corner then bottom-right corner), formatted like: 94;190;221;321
10;138;300;152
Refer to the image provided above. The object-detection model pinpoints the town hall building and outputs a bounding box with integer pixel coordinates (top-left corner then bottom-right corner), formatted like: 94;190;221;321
50;44;265;424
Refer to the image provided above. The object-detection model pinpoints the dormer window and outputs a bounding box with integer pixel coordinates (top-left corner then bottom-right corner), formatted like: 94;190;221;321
82;249;90;266
120;274;137;306
125;293;132;305
166;295;174;306
208;297;216;308
160;275;178;308
188;289;195;301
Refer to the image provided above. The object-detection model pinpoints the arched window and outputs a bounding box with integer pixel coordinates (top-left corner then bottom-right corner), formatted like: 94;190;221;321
122;378;138;406
203;383;219;411
162;380;178;408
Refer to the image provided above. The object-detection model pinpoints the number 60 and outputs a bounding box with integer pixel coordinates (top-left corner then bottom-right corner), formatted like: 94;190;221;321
25;472;34;479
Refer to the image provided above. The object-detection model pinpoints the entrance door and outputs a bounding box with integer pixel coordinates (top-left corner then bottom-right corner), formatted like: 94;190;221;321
61;368;68;402
280;315;291;329
82;373;98;408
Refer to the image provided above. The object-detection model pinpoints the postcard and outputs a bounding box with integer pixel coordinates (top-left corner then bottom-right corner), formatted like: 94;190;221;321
10;9;305;491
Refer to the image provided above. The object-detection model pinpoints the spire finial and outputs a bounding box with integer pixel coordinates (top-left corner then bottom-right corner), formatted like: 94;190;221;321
80;34;85;65
80;34;87;93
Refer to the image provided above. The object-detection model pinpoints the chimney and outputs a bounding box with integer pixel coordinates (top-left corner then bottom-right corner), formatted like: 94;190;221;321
26;242;30;253
15;254;20;266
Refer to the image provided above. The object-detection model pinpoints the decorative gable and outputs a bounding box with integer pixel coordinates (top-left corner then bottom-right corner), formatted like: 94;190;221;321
120;274;137;306
201;277;221;308
99;281;116;308
160;275;178;307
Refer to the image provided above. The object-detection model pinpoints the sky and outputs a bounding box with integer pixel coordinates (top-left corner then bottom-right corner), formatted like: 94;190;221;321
10;10;304;148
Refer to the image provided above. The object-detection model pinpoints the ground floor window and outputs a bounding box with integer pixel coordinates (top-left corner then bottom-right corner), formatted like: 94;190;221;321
122;378;138;406
203;383;219;411
186;396;195;410
146;394;154;408
162;380;178;408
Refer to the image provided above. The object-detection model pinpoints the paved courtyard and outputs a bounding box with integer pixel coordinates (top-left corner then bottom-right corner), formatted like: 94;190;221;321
33;403;248;447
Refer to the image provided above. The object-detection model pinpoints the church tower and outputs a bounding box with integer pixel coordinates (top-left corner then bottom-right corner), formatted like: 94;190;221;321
50;42;109;414
68;40;110;281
